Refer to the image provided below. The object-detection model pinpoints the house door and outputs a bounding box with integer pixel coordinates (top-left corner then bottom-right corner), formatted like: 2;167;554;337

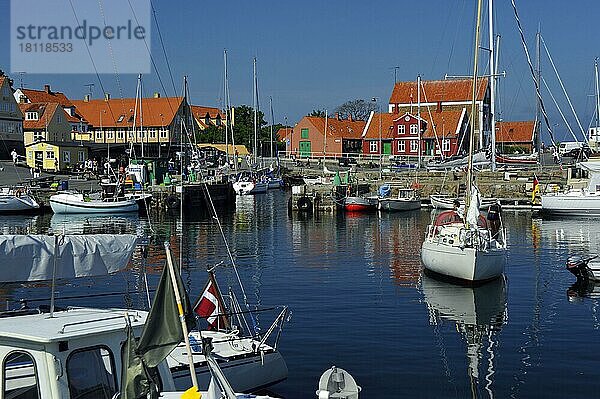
34;151;43;167
299;141;311;158
383;142;392;155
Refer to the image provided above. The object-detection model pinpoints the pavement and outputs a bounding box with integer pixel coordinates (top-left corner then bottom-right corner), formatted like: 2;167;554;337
0;161;96;191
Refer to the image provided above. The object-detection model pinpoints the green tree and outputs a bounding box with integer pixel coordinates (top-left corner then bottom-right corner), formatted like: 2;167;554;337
308;109;326;118
196;125;223;144
232;105;268;152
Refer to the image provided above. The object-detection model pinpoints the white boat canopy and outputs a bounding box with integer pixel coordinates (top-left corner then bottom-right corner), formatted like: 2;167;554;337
0;234;138;282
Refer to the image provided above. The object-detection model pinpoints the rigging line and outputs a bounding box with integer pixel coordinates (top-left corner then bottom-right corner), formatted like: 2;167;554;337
125;0;176;119
509;0;558;149
420;79;444;160
97;0;126;114
150;0;177;97
541;76;580;142
67;0;119;125
540;36;587;141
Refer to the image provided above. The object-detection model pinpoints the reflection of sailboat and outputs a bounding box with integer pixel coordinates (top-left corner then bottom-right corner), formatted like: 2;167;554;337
422;275;507;395
50;213;143;235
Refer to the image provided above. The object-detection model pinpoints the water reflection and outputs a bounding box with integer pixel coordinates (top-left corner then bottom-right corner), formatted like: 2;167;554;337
422;275;507;398
50;213;146;236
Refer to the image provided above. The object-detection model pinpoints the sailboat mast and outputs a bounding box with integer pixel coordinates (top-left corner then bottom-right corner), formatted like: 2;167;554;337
224;50;229;162
269;96;274;159
466;0;484;212
488;0;497;171
417;74;421;169
535;28;542;157
595;58;600;134
253;57;258;167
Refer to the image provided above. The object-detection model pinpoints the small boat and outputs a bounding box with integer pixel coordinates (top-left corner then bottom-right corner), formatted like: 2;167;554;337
0;187;40;213
430;194;496;210
344;195;378;212
379;188;421;211
496;152;538;165
233;178;268;195
49;192;139;214
541;162;600;216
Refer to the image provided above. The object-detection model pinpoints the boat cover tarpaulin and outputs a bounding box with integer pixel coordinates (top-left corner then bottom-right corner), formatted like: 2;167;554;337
0;234;138;282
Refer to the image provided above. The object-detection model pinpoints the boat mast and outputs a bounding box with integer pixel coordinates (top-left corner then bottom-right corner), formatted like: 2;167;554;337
253;57;258;167
595;58;600;139
269;96;274;159
535;28;541;158
489;0;497;171
417;74;421;169
466;0;484;216
224;49;229;163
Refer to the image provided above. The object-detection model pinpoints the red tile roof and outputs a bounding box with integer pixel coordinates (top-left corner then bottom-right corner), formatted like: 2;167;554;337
19;102;63;130
72;97;183;128
305;116;366;139
362;110;466;140
191;105;223;119
277;127;291;140
362;113;398;139
21;88;74;107
389;78;488;104
496;121;535;143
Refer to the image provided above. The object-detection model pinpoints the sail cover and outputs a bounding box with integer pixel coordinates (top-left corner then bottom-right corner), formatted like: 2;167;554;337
0;234;138;283
466;185;482;228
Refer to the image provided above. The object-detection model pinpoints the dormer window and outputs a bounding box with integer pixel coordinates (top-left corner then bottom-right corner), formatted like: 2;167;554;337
117;115;124;123
25;111;39;120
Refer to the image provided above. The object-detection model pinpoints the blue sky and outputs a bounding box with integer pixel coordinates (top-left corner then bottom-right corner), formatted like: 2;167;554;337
1;0;599;142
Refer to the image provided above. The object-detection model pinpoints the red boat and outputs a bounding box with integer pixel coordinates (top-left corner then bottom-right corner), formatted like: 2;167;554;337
344;196;378;212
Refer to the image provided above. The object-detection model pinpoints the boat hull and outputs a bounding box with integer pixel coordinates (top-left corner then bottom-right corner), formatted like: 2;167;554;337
344;196;377;212
541;193;600;216
421;240;506;282
0;194;39;213
378;198;421;211
49;194;138;214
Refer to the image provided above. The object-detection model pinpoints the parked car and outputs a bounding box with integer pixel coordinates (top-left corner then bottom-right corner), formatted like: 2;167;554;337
564;143;592;159
338;156;358;166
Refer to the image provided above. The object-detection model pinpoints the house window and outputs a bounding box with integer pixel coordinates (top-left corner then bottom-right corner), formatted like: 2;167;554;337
397;125;405;135
26;112;38;120
117;115;125;123
397;140;406;152
442;139;451;152
78;151;85;162
149;128;157;138
96;131;103;140
46;151;55;159
117;130;125;140
3;351;40;399
160;129;168;139
410;140;419;153
107;130;114;139
72;124;78;132
57;113;62;123
34;131;45;142
63;151;71;164
301;128;309;139
67;346;117;399
410;124;418;135
369;141;378;153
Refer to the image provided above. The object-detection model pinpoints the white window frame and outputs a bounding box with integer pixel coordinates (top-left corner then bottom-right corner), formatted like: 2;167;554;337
369;141;378;153
442;139;451;152
410;124;418;135
410;140;419;153
397;140;405;152
397;125;405;135
63;151;71;164
78;151;85;162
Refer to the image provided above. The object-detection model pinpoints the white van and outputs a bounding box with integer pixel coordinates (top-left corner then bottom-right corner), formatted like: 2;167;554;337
559;141;583;155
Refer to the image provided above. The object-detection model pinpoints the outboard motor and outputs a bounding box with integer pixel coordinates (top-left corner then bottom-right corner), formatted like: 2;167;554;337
566;255;596;281
316;366;360;399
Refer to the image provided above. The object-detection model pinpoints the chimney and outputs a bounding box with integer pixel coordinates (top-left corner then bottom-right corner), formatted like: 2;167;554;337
437;101;442;113
104;93;110;101
44;84;51;93
335;112;340;120
153;92;160;98
348;114;353;122
84;94;90;102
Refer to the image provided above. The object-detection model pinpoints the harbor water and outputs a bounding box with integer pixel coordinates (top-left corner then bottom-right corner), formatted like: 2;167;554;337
1;190;599;398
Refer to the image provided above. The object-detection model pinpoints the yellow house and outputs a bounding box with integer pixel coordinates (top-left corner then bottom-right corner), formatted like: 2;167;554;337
26;141;88;172
19;102;72;146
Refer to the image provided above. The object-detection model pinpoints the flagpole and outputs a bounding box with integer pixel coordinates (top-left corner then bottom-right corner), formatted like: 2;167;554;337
164;241;199;390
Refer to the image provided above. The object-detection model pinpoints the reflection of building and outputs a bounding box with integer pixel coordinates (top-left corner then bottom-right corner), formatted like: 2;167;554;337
422;276;507;395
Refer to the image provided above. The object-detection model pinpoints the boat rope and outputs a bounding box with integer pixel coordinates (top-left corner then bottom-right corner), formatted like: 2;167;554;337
541;77;580;143
419;80;444;160
509;0;558;149
541;37;587;142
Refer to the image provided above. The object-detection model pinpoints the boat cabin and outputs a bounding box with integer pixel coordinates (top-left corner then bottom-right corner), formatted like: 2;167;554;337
0;307;175;398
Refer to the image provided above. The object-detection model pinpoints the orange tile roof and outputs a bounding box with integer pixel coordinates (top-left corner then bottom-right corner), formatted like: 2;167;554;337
362;112;398;139
21;88;74;107
496;121;535;143
72;97;183;128
389;78;488;104
191;105;223;119
305;116;366;139
19;102;63;130
362;110;466;140
276;127;291;140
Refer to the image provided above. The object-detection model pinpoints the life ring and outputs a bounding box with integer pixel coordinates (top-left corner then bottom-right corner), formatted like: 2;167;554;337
297;196;313;212
165;195;180;209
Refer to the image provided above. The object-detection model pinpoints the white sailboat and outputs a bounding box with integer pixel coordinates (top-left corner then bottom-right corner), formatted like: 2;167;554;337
541;160;600;215
49;192;139;214
0;186;40;213
421;0;507;283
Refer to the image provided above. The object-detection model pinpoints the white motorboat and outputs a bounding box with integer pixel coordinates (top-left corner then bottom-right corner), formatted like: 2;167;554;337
0;187;39;213
430;194;496;210
379;188;421;211
49;192;139;214
540;161;600;215
233;179;268;195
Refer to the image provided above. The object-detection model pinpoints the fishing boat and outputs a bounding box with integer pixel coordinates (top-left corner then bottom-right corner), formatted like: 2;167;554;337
344;195;378;212
0;186;40;213
421;0;507;283
379;188;421;211
541;161;600;215
430;194;497;210
49;192;139;214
